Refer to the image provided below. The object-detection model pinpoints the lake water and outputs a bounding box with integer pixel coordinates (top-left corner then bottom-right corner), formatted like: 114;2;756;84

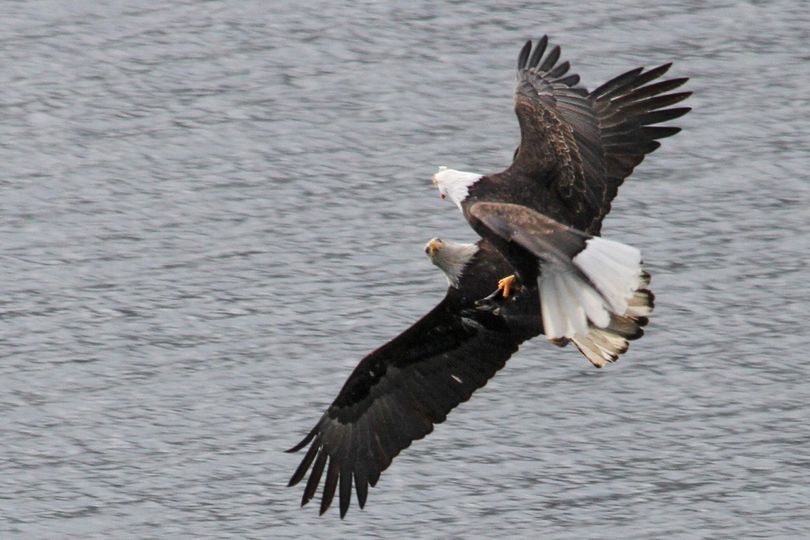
2;1;809;538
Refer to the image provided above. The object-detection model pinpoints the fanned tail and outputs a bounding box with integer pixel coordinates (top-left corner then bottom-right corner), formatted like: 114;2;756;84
539;237;650;342
571;276;654;367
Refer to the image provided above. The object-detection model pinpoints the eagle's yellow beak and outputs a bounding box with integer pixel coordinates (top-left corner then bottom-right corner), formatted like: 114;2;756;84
431;174;438;187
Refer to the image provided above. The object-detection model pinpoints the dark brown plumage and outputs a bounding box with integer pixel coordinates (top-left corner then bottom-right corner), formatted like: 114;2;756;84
473;37;691;234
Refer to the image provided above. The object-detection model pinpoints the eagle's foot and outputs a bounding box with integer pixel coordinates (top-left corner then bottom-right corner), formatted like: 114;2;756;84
497;274;516;298
475;274;519;314
475;285;505;313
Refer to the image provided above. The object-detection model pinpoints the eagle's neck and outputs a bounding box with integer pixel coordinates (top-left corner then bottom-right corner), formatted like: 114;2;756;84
432;242;479;288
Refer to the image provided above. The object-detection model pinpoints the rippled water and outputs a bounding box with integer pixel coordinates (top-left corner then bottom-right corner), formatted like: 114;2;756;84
2;1;809;538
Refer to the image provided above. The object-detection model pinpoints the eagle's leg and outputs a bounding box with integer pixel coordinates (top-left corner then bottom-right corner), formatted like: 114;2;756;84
497;274;516;298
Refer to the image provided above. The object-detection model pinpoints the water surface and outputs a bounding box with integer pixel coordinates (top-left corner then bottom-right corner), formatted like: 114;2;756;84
2;1;809;538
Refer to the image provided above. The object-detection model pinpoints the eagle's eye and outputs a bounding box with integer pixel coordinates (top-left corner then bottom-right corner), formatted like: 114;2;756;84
440;193;446;200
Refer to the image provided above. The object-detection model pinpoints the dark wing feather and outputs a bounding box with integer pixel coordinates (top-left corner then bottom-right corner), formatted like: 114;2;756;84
587;64;691;233
287;294;525;517
468;202;590;268
508;37;690;233
510;37;599;222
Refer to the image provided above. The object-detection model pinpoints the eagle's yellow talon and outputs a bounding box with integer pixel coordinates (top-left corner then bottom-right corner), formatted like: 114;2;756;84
498;274;516;298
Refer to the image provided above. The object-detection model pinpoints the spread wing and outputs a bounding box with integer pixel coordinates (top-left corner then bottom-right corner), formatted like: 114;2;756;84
286;294;524;518
511;36;691;233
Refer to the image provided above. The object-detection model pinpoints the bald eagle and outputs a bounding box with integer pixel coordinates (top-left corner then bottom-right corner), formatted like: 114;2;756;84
287;237;542;517
288;35;690;518
432;35;690;364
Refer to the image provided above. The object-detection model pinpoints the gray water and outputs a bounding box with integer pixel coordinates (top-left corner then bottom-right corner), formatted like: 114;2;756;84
2;1;809;538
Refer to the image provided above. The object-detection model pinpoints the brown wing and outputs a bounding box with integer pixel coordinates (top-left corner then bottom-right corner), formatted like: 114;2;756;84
287;295;524;518
468;201;592;269
511;37;691;233
585;63;691;233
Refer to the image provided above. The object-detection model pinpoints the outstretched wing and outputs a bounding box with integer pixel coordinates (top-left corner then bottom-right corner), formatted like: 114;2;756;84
287;294;524;518
511;36;691;233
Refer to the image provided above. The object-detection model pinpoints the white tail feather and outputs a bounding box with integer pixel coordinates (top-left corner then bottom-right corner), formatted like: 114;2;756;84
572;327;628;368
626;287;653;317
539;237;647;341
574;237;642;314
540;271;566;338
538;264;609;339
571;297;653;368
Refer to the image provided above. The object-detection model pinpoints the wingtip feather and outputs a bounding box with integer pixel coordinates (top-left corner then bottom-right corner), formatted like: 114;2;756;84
517;40;532;70
339;468;352;518
538;44;561;72
319;458;339;515
286;427;317;453
289;440;320;487
302;448;328;507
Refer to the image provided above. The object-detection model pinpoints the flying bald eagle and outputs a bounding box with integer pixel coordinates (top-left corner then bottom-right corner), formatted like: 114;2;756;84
432;35;690;364
288;35;690;518
287;237;542;517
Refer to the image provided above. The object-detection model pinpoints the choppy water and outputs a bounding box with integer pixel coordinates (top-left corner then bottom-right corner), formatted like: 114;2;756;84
2;1;809;538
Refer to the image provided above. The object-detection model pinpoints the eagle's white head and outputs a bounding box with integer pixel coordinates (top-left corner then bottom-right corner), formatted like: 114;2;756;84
432;166;482;210
425;237;479;288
